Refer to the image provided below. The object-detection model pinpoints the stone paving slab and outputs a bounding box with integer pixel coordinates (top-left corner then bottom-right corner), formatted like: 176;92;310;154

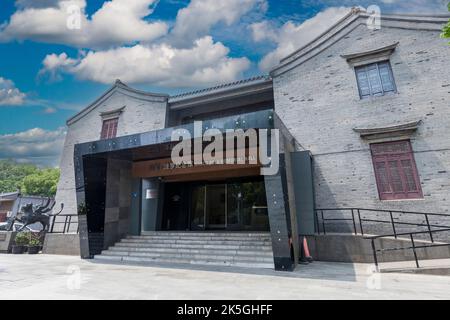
0;254;449;300
379;258;450;275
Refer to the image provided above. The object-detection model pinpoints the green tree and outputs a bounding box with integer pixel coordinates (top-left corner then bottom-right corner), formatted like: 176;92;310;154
0;160;60;197
442;3;450;42
21;168;60;197
0;160;38;193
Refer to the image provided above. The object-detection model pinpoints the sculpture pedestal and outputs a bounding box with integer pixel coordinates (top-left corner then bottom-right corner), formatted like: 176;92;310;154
0;231;17;253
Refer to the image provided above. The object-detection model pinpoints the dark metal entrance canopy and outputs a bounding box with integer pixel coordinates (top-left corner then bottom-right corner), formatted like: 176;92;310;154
74;109;313;271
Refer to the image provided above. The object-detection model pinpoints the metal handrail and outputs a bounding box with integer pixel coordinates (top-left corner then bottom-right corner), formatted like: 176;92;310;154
314;208;450;241
318;207;450;217
365;228;450;270
49;214;79;234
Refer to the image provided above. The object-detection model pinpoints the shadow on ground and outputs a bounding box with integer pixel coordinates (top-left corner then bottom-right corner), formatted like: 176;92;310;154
87;259;360;282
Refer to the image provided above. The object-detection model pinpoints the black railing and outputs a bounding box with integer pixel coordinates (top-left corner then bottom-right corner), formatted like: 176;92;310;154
314;208;450;239
49;214;79;234
365;228;450;270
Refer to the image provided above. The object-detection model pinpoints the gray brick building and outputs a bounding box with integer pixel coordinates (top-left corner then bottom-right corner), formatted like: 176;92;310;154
52;10;450;270
271;9;450;235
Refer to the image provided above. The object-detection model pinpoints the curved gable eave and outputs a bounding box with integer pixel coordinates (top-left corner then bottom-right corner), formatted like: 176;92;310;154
271;11;450;78
66;80;168;126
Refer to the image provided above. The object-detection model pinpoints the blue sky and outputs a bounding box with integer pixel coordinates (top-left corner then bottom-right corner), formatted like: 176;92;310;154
0;0;448;166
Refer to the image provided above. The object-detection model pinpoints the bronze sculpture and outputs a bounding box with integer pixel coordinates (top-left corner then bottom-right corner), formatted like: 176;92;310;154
8;198;64;232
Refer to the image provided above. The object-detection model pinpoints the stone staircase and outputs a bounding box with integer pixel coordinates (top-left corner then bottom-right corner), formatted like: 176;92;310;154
94;231;274;269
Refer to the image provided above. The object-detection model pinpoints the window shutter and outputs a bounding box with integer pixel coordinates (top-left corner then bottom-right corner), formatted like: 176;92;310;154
378;62;395;92
371;141;423;200
100;118;119;139
400;159;419;192
101;121;109;140
388;160;404;193
356;68;371;97
367;64;383;95
374;161;391;193
355;61;396;98
111;119;118;137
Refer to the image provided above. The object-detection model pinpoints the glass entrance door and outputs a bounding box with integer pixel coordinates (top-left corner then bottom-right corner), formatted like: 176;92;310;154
190;184;227;230
205;184;227;229
189;181;269;231
191;185;206;230
226;181;269;231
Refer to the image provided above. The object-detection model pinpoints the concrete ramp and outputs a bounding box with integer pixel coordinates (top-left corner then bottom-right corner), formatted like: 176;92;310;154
306;234;450;263
379;259;450;276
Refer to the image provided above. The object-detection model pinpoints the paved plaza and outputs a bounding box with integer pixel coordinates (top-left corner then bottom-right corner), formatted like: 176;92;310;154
1;255;449;299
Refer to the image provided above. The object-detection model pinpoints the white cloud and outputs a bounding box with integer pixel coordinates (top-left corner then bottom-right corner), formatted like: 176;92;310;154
249;21;277;43
14;0;61;8
0;77;26;106
170;0;267;47
256;7;352;72
40;37;250;87
43;107;57;114
39;52;79;82
0;127;66;167
0;0;168;49
12;0;262;88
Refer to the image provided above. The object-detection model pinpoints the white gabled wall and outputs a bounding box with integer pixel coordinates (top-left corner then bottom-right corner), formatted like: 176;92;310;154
54;88;168;217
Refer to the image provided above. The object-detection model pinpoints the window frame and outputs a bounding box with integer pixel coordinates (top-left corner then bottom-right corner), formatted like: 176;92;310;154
100;117;119;140
370;140;423;201
355;61;397;99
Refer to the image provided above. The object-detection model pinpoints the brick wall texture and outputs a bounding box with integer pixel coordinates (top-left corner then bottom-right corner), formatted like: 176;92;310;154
272;18;450;237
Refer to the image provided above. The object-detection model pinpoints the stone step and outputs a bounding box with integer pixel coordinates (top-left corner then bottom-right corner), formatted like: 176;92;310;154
126;235;271;241
108;246;274;257
94;254;274;269
114;242;272;251
140;232;270;237
95;232;274;269
100;250;274;263
121;239;272;246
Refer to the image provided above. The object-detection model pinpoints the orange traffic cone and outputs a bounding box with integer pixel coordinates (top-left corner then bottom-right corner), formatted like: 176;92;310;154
299;236;313;264
303;237;313;262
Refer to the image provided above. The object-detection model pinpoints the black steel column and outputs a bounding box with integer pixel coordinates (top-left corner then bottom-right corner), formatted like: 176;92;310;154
264;155;295;271
74;144;89;258
74;144;108;258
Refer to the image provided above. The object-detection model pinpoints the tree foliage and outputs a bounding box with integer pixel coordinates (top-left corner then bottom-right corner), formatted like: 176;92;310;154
0;160;60;197
21;168;60;197
442;3;450;42
0;160;38;193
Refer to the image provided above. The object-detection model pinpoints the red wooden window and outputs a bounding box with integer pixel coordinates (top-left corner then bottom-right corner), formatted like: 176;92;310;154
370;140;423;200
100;118;118;140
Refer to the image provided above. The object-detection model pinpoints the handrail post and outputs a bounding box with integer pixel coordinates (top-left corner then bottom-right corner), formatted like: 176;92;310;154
371;239;379;272
64;216;68;234
67;216;72;234
351;209;357;235
50;216;55;233
424;214;434;243
357;209;364;236
314;210;320;235
389;211;397;239
410;234;420;268
321;210;326;235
